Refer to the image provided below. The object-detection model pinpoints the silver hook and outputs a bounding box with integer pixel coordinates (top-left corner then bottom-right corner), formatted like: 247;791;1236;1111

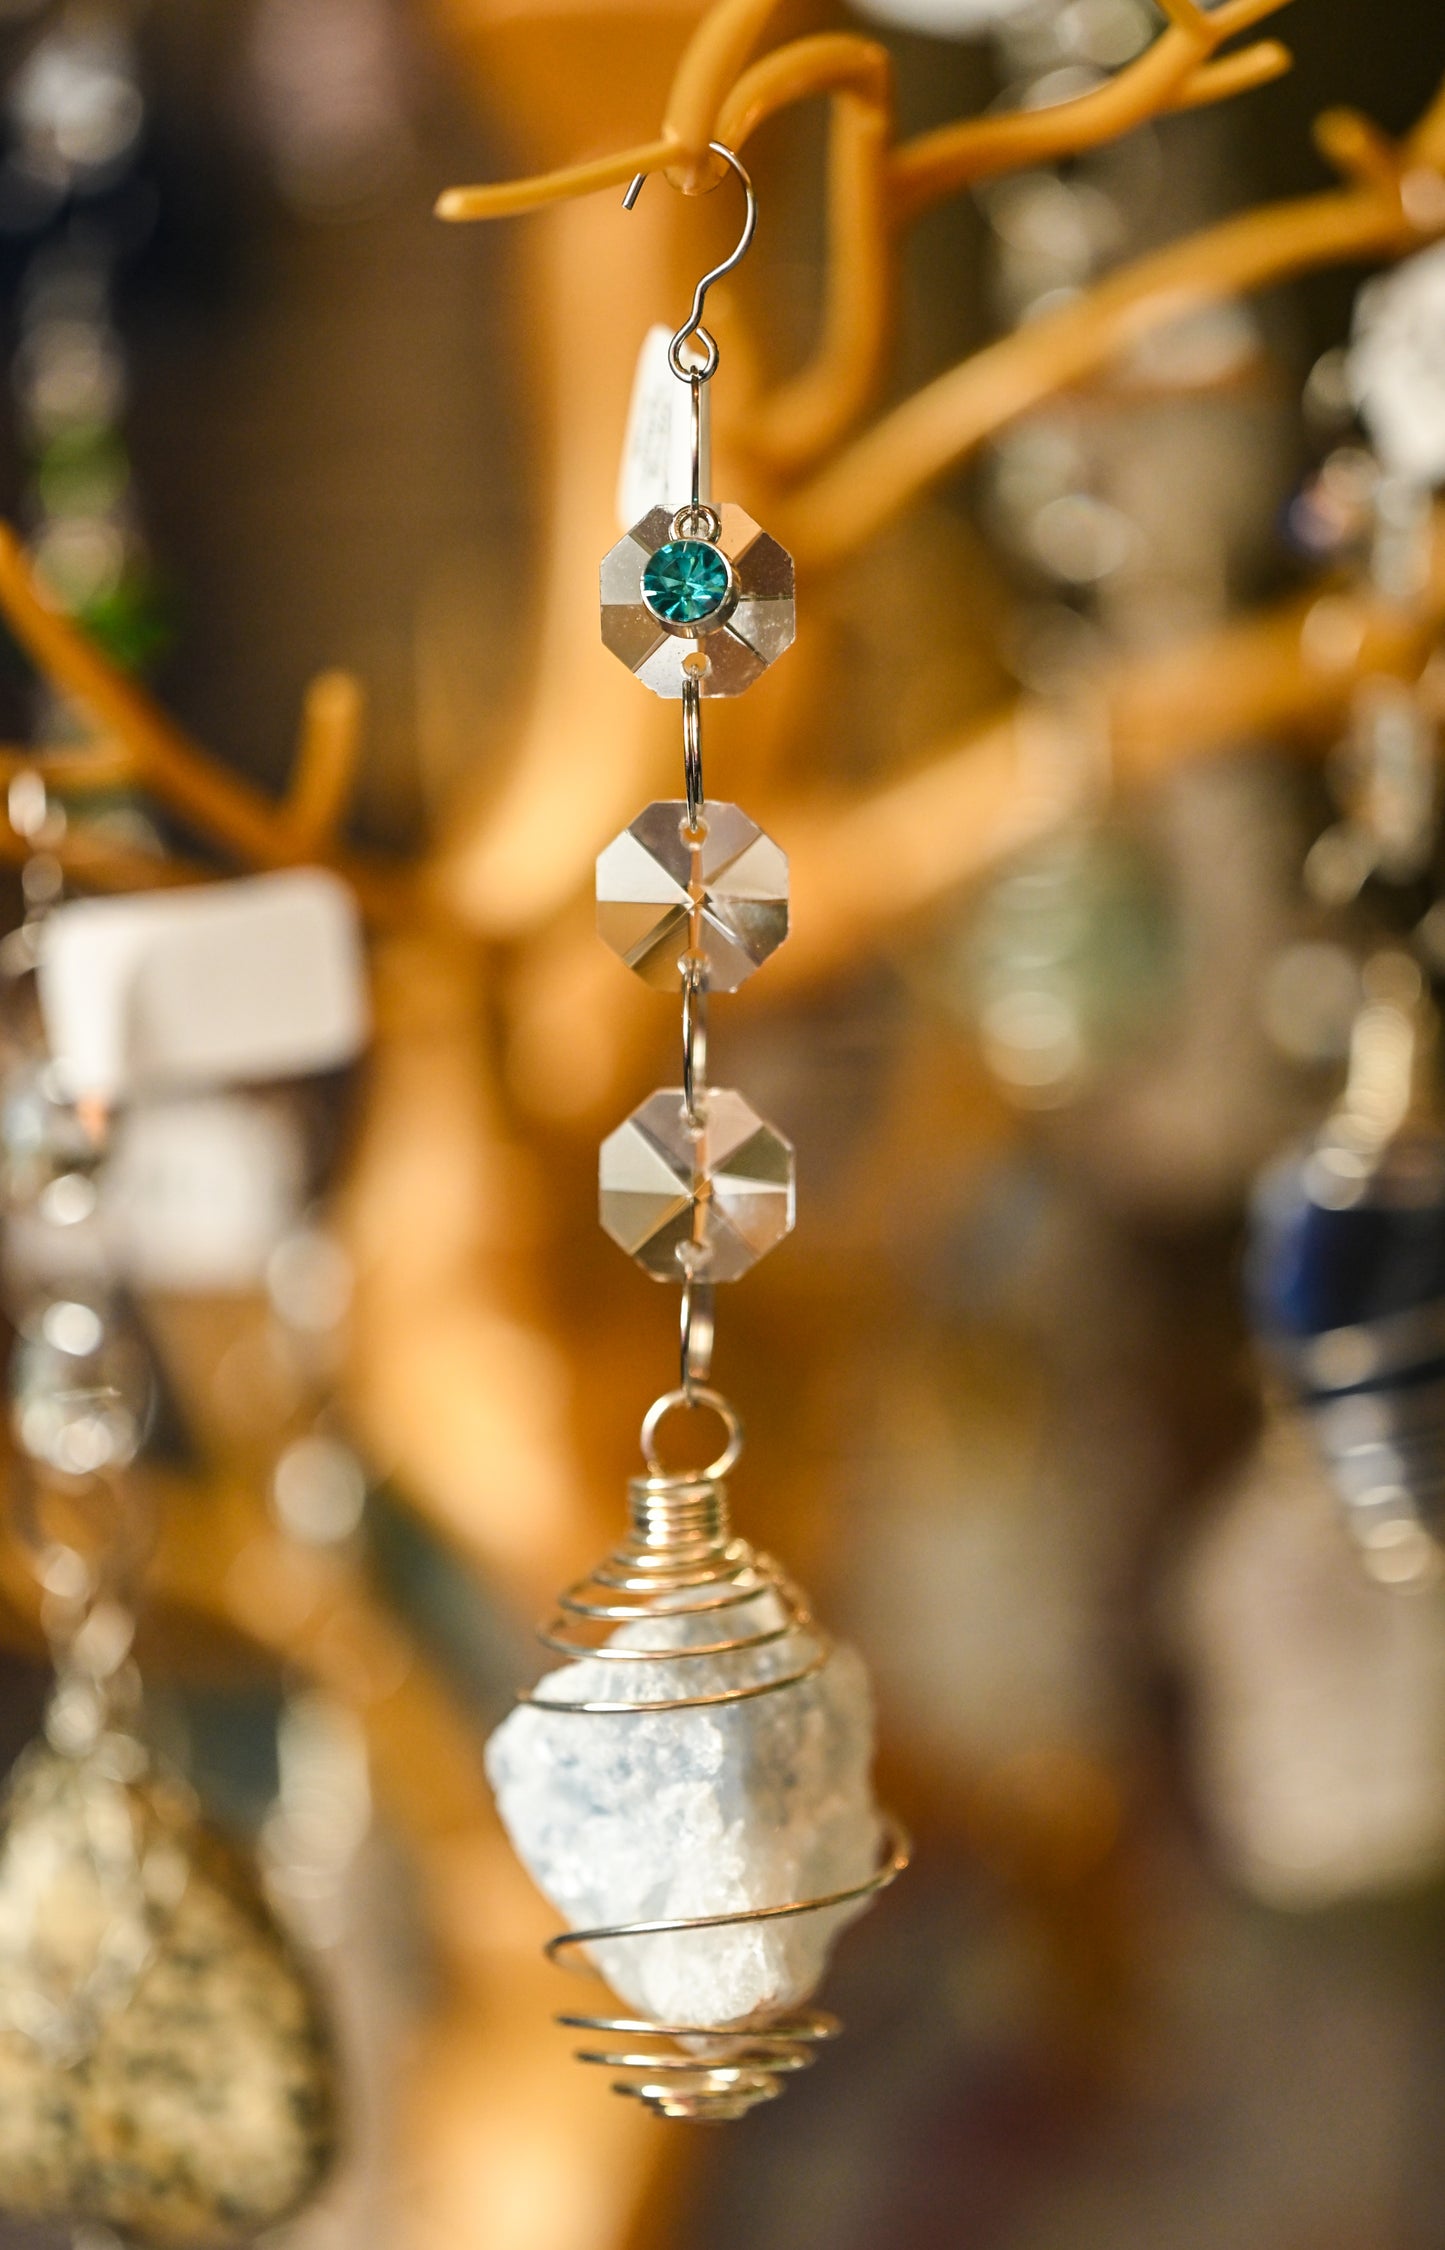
623;141;756;384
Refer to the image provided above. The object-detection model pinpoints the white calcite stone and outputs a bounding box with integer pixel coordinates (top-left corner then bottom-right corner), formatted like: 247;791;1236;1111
486;1592;882;2028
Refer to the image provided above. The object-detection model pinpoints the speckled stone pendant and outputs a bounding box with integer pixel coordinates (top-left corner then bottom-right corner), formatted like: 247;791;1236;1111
0;1742;337;2249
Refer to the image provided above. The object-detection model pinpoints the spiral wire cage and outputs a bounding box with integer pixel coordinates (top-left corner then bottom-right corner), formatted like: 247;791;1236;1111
526;1396;909;2119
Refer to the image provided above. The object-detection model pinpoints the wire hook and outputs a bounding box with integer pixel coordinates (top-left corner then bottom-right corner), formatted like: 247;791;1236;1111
623;142;756;383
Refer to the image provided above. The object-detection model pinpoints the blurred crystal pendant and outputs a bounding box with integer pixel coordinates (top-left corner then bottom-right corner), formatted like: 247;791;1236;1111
1248;954;1445;1575
1305;670;1439;910
1179;1412;1445;1907
0;1142;337;2239
957;823;1176;1108
0;1739;338;2247
0;1736;191;2067
0;1479;339;2244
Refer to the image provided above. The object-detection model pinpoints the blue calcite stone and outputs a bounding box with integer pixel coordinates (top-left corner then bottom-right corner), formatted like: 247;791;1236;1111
641;538;730;627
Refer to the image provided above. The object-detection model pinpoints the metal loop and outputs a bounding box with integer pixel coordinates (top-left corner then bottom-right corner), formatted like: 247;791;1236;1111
640;1385;743;1482
622;143;757;388
682;959;708;1127
680;1274;715;1399
11;1463;152;1609
671;501;721;544
681;677;705;836
670;326;718;383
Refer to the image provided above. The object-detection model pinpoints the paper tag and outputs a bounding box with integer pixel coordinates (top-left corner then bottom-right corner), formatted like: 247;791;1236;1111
1349;241;1445;487
847;0;1034;31
104;1093;306;1291
38;868;370;1101
617;324;711;529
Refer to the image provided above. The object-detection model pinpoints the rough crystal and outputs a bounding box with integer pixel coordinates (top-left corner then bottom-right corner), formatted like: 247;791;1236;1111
599;1087;794;1281
596;800;789;992
486;1595;881;2027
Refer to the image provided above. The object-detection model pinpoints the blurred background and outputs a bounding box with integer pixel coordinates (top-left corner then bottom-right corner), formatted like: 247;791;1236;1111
0;0;1441;2244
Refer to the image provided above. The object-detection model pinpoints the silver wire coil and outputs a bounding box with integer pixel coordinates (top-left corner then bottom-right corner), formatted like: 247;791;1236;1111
524;1396;911;2117
548;1818;911;2119
527;1442;826;1713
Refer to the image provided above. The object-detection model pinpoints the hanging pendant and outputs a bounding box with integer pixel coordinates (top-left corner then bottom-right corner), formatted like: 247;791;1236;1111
0;1736;337;2248
0;971;338;2244
1181;1411;1445;1904
1249;963;1445;1569
486;1405;906;2118
482;140;906;2119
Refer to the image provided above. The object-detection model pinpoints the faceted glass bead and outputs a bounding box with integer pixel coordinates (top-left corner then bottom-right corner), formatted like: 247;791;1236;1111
10;1293;152;1477
641;540;731;628
596;800;789;992
600;1088;794;1282
600;504;795;699
1;1059;98;1212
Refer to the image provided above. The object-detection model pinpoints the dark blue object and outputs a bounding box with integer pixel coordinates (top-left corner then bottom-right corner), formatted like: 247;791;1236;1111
1249;1130;1445;1538
1251;1136;1445;1360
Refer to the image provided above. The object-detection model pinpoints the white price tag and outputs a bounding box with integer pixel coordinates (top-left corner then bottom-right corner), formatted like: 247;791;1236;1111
617;324;710;529
105;1094;306;1292
848;0;1035;31
1349;241;1445;487
38;868;369;1101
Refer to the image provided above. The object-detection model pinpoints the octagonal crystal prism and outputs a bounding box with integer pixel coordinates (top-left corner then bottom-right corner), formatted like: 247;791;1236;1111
597;800;789;992
600;1088;794;1281
600;504;794;698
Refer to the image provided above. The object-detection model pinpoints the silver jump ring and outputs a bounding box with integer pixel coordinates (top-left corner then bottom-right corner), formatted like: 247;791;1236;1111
671;502;721;544
679;1274;715;1400
682;677;705;831
689;370;703;512
640;1385;743;1481
682;960;708;1126
12;1460;152;1603
670;327;718;383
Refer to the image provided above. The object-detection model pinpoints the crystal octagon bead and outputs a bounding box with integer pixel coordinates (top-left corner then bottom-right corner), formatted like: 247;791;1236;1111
600;1088;794;1281
596;800;789;992
600;504;795;698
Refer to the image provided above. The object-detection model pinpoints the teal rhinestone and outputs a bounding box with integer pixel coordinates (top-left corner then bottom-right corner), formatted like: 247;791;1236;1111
641;539;731;627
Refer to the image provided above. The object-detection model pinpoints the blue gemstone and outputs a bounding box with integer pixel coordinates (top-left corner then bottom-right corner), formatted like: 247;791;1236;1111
1250;1135;1445;1547
642;539;730;627
1249;1133;1445;1385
